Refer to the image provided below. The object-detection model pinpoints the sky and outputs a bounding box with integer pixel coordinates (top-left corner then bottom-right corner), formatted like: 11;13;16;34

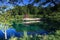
0;0;47;6
0;0;47;10
0;0;60;11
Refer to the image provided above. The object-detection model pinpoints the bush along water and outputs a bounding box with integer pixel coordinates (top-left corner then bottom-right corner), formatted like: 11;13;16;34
9;30;60;40
0;28;60;40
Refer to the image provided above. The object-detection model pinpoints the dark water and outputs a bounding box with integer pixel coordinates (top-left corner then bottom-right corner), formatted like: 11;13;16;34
0;28;48;39
0;22;50;40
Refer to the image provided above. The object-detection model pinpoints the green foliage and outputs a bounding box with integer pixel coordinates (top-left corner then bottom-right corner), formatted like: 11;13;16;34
9;37;18;40
0;1;60;40
9;30;60;40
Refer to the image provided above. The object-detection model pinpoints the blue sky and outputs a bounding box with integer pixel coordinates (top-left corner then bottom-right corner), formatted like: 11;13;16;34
0;0;56;11
0;0;47;7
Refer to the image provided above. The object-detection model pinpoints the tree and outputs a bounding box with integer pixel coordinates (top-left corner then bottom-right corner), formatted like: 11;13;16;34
0;0;60;34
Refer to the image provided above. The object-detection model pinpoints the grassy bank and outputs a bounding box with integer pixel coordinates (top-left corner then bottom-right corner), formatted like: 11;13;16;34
9;30;60;40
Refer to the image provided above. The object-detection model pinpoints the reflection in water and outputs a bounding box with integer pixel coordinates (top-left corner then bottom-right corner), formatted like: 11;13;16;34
0;19;48;39
0;28;48;39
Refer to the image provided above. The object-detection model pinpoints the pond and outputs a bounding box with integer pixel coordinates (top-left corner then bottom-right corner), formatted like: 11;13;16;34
0;20;50;39
0;28;48;39
0;22;49;39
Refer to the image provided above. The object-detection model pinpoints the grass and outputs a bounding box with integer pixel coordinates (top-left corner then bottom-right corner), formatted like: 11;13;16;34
9;30;60;40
